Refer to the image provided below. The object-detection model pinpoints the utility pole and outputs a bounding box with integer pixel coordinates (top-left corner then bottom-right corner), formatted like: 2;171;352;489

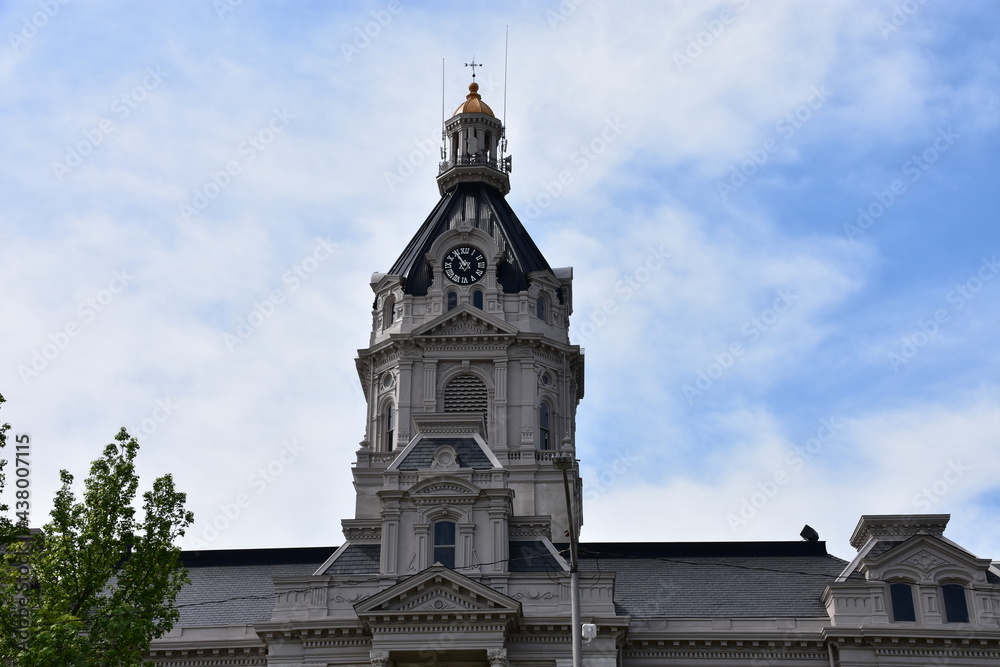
553;453;581;667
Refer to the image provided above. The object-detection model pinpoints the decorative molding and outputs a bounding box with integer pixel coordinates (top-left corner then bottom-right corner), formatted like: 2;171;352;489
512;589;557;600
370;649;390;667
431;445;460;470
486;647;508;667
903;549;947;572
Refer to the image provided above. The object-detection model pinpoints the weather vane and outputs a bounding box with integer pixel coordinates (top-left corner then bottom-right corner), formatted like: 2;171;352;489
465;58;482;80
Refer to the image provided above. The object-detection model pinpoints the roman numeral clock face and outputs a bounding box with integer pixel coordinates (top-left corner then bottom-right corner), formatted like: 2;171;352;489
443;246;486;284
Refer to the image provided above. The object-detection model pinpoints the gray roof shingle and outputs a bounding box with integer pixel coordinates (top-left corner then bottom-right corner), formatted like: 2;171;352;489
575;542;849;619
395;437;494;471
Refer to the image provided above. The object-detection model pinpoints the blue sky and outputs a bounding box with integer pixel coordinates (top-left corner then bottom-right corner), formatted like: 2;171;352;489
1;1;998;561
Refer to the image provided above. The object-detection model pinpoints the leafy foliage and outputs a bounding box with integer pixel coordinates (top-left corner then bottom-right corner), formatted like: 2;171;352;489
0;395;194;666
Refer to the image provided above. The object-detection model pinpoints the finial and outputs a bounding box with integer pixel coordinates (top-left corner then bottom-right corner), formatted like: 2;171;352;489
465;57;482;80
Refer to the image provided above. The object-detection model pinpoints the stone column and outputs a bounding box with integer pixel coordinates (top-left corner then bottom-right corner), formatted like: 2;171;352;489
494;359;507;448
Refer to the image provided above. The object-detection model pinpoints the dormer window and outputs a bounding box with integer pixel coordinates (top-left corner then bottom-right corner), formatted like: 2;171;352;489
942;583;970;623
889;582;916;622
433;521;456;569
536;295;547;321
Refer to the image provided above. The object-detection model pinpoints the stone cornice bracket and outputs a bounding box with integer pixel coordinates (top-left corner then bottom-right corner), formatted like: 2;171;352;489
370;648;391;667
487;647;508;667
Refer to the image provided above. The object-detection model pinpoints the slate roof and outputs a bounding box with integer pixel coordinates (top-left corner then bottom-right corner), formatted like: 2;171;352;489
510;541;564;572
172;541;853;627
395;436;495;471
388;181;551;295
322;543;381;575
866;539;904;558
573;541;849;618
176;547;331;626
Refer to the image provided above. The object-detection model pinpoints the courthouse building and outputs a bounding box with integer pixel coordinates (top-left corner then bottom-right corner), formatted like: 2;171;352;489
149;81;1000;667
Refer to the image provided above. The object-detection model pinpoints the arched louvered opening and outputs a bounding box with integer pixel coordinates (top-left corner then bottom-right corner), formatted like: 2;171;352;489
443;374;488;415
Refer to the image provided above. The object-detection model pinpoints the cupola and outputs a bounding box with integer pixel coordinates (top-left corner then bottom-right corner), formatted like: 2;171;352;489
437;81;511;195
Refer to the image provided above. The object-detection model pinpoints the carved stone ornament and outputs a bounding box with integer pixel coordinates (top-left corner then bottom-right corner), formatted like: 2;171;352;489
903;549;947;572
431;445;460;470
487;647;508;667
370;649;390;667
513;589;557;600
436;319;495;337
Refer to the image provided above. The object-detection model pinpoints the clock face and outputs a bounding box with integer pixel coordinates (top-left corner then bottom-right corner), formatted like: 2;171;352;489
443;246;486;284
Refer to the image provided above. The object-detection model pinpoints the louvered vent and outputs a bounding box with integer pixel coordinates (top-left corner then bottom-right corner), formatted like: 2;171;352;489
443;375;488;414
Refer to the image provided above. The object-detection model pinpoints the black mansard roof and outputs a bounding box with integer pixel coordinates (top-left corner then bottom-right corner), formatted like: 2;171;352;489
388;181;551;296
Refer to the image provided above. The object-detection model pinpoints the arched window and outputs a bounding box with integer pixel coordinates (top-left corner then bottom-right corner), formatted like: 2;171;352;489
433;521;456;569
382;402;395;451
539;401;551;450
536;295;546;321
889;582;916;622
942;583;970;623
473;289;484;310
447;291;458;311
383;296;395;328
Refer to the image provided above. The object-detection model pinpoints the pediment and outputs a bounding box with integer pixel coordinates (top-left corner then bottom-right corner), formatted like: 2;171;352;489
864;534;992;583
412;305;517;338
409;476;481;496
354;566;520;621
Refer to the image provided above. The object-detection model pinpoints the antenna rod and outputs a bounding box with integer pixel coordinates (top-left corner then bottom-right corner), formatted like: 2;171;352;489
503;26;509;127
441;58;446;157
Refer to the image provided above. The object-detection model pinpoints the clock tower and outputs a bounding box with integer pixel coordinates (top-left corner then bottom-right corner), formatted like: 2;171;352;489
346;78;586;582
261;78;611;667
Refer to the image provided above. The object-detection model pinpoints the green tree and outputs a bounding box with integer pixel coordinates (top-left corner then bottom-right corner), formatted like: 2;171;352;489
0;394;194;666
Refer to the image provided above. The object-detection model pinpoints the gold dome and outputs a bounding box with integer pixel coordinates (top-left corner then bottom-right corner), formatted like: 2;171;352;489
453;82;494;117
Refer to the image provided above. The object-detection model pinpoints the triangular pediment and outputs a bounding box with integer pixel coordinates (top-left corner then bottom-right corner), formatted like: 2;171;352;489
354;565;520;621
413;305;517;338
862;534;992;581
